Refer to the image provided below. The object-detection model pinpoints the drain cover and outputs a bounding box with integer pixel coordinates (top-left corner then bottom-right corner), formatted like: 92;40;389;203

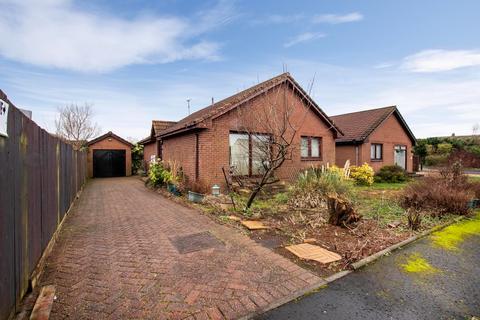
170;231;224;254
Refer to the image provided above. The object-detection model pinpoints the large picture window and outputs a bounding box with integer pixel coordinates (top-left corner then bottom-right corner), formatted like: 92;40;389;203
229;132;270;176
300;136;322;160
371;143;383;160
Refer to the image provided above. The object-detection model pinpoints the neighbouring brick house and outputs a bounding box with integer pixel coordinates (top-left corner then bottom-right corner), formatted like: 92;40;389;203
139;120;176;168
154;73;342;191
331;106;416;172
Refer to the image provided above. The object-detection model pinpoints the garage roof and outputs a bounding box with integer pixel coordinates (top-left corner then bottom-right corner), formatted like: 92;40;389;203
87;131;134;147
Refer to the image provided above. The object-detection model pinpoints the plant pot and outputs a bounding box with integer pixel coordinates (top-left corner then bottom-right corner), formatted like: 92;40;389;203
188;191;205;203
468;199;480;209
167;183;180;196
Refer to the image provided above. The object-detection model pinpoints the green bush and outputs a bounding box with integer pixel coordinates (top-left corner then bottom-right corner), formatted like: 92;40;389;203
274;192;289;204
148;161;173;187
131;143;144;175
436;143;453;155
374;165;408;183
466;145;480;157
350;163;374;185
424;154;449;166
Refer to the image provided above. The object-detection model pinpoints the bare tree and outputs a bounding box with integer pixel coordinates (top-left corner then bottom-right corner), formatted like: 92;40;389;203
473;123;479;136
55;103;100;150
230;80;313;210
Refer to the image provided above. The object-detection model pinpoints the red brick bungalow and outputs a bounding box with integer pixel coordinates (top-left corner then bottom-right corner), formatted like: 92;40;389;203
331;106;416;172
155;73;342;191
139;120;176;167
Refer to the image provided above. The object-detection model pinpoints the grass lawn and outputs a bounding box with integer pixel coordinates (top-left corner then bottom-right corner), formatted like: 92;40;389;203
468;175;480;183
355;182;407;227
355;181;408;191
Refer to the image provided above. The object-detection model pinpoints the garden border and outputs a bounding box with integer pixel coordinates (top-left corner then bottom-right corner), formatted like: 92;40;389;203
351;215;465;270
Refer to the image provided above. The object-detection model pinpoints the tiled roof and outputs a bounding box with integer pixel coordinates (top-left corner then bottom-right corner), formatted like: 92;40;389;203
152;120;176;136
159;72;341;137
331;106;398;143
138;136;153;145
87;131;134;147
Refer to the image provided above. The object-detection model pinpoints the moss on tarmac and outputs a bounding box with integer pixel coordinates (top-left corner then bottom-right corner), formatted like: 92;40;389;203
430;213;480;251
401;253;439;274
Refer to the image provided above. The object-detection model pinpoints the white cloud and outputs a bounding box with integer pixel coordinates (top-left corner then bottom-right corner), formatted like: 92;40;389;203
257;14;305;24
402;49;480;72
374;62;394;69
312;12;363;24
284;32;325;48
0;0;228;72
276;58;480;138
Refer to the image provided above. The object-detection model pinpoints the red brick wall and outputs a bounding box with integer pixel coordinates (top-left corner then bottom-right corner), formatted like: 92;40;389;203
143;142;156;162
162;133;198;184
162;83;337;192
142;141;158;170
87;137;132;177
364;114;414;172
335;145;358;167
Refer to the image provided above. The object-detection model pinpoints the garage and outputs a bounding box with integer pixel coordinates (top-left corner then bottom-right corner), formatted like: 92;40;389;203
93;150;126;177
87;131;133;178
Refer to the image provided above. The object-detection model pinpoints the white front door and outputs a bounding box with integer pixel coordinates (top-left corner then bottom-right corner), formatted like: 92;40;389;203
394;145;407;170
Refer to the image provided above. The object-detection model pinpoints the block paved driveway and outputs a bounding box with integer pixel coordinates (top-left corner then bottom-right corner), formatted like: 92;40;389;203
36;177;322;319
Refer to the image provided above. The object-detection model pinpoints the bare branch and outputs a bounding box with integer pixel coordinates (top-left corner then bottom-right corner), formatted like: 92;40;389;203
55;103;100;150
230;82;311;210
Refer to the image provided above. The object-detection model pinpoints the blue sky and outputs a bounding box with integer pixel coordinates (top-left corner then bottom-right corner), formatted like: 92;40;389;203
1;0;479;140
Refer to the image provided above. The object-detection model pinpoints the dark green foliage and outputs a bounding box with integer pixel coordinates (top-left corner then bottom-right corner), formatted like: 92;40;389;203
466;145;480;157
413;142;427;158
417;135;480;168
424;154;448;166
374;165;408;183
131;143;144;175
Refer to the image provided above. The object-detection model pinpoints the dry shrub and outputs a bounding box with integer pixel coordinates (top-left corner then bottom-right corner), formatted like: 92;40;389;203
400;162;474;216
407;208;422;230
288;192;323;209
288;166;355;209
468;181;480;199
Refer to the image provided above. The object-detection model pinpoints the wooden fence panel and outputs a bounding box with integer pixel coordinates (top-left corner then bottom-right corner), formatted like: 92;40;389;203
0;90;88;320
0;92;17;320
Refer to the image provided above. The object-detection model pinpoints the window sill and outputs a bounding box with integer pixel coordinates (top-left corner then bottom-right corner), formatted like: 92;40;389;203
301;157;323;161
370;159;383;162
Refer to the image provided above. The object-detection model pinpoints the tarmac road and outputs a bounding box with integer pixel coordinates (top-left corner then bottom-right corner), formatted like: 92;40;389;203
257;218;480;320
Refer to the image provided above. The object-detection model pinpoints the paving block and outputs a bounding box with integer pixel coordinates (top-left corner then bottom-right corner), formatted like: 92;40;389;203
285;243;341;264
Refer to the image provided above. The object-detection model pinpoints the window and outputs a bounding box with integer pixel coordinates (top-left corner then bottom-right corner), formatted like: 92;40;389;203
301;136;322;159
229;132;270;176
251;134;270;175
230;133;249;175
371;143;383;160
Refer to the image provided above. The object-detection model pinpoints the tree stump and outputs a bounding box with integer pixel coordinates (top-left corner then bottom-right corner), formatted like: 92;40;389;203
327;195;361;226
